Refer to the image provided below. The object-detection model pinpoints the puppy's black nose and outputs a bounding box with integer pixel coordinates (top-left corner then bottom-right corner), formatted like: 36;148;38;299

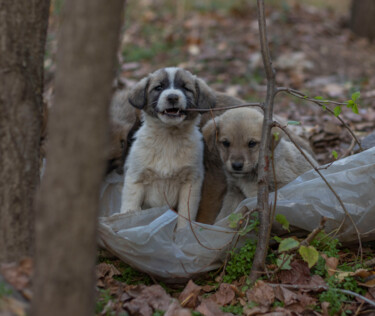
232;161;243;171
167;94;179;105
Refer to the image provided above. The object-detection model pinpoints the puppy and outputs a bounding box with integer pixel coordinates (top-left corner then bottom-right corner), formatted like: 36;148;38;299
120;67;216;230
107;89;141;174
202;107;318;221
196;93;256;224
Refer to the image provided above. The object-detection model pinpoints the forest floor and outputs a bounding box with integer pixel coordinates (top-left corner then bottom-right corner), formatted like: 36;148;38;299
2;1;375;316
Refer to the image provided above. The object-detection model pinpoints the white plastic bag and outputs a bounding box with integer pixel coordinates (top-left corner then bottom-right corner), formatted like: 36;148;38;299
98;147;375;280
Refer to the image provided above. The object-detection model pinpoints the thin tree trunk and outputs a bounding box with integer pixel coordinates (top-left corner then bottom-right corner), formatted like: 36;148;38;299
350;0;375;41
32;0;125;315
249;0;277;283
0;0;50;263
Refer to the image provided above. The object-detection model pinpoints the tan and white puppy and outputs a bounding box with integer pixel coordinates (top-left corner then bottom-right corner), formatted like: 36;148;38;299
120;67;216;230
203;107;318;221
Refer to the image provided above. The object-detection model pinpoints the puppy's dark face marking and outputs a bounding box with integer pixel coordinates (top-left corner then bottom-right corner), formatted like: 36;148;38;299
128;67;216;125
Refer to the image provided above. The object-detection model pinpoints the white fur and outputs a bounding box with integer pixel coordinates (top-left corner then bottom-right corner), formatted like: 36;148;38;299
121;114;204;230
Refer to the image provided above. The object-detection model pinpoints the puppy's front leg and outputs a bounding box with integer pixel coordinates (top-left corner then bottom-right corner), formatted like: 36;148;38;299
215;186;245;222
177;178;203;230
120;175;144;214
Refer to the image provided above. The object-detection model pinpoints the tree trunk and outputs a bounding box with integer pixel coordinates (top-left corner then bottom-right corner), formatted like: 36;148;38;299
350;0;375;41
0;0;50;263
31;0;125;315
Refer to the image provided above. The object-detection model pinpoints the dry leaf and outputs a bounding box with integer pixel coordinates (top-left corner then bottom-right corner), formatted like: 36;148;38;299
1;258;33;292
178;280;202;308
246;281;275;307
321;254;339;276
210;283;236;306
196;299;233;316
278;260;311;285
273;286;298;306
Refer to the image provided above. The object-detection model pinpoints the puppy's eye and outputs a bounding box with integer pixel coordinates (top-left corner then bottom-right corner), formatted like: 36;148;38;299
182;84;193;93
248;140;257;148
222;140;230;148
154;85;163;91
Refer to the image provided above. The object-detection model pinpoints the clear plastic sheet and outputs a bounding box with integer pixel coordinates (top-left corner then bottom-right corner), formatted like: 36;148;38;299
98;147;375;280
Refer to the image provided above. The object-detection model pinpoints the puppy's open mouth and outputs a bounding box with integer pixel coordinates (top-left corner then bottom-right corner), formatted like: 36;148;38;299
160;108;187;118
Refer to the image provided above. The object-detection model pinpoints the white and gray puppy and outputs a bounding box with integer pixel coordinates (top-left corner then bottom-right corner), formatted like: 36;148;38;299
120;67;216;230
202;108;318;222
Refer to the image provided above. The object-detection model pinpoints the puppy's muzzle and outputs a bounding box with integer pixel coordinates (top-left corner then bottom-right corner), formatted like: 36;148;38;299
167;93;179;105
231;161;244;171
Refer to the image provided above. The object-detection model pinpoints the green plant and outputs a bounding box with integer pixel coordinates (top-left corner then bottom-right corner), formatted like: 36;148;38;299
114;263;152;285
272;300;285;308
223;239;257;283
0;282;12;298
95;289;113;315
221;304;243;315
319;288;348;316
310;232;341;258
152;310;165;316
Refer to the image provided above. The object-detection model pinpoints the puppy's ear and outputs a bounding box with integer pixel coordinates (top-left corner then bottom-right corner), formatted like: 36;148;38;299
195;78;216;109
128;77;150;109
202;118;219;151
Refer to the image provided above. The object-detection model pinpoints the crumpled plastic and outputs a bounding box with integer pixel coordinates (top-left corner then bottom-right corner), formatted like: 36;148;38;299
98;147;375;281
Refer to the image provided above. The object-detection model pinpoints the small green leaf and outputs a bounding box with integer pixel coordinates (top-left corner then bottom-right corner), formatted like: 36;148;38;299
287;120;301;126
276;214;290;231
314;96;324;100
331;150;338;160
346;100;354;108
276;253;293;270
322;105;327;111
352;103;359;114
351;91;360;101
273;132;279;142
228;213;242;229
333;106;342;117
278;237;300;253
273;236;282;243
299;245;319;268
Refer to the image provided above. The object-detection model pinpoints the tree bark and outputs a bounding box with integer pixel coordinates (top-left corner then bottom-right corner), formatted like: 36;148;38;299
0;0;50;263
249;0;277;283
31;0;125;315
350;0;375;41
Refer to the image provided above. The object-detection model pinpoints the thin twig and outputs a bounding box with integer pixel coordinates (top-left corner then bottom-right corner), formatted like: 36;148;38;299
300;217;327;247
268;283;375;307
274;122;363;263
276;87;363;151
270;136;278;226
184;102;263;112
249;0;277;283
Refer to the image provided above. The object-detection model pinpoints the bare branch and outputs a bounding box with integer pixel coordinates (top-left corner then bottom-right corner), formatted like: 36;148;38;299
300;217;327;247
249;0;277;283
274;122;363;262
276;87;363;151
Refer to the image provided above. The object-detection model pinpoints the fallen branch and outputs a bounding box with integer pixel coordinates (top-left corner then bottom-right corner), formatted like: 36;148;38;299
268;283;375;308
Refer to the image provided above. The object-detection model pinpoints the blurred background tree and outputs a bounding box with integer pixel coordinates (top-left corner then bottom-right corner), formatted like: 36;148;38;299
350;0;375;41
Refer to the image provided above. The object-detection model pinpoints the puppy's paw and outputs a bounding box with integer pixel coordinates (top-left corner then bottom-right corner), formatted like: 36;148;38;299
120;206;140;214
